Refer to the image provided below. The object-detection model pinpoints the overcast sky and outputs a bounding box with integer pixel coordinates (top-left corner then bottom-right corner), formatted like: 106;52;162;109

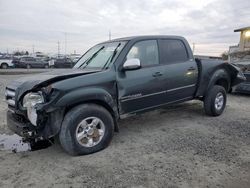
0;0;249;56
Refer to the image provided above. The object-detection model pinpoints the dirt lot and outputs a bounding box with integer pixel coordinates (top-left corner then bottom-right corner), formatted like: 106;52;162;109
0;73;250;188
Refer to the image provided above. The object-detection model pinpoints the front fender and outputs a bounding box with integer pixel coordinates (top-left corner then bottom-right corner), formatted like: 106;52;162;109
55;87;117;115
38;88;118;138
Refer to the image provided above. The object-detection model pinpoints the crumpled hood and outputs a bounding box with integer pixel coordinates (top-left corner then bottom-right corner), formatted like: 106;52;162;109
6;68;101;101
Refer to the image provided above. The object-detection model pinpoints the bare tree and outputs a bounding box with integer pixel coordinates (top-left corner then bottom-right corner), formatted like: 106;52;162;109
221;51;229;60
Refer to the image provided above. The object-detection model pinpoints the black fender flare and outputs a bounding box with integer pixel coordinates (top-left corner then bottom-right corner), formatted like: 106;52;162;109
206;68;231;93
56;87;118;124
55;87;117;116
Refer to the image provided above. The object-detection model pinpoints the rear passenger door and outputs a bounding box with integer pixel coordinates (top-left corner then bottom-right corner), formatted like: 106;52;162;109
158;39;198;102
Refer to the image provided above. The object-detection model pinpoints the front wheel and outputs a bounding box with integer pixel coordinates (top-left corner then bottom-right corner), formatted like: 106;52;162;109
204;85;227;116
59;104;114;155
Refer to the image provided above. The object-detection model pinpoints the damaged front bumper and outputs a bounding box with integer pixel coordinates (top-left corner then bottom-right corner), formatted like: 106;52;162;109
5;82;65;139
7;110;36;138
7;106;64;140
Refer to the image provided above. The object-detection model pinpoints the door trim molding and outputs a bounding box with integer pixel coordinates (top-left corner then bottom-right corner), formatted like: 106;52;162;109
120;84;196;102
167;84;196;92
120;96;193;119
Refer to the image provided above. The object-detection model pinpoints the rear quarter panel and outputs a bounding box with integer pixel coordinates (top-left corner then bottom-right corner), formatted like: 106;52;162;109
195;59;239;97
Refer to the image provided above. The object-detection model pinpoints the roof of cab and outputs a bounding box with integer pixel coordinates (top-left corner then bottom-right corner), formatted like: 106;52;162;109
101;35;186;43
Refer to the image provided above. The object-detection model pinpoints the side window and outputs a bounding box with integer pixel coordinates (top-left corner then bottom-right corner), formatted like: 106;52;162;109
26;57;34;62
126;40;159;67
159;39;188;64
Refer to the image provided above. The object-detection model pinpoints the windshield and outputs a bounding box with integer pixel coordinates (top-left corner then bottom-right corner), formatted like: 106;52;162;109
74;41;126;69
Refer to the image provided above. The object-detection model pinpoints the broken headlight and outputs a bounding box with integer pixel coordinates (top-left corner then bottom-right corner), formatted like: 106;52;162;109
22;92;44;108
22;92;44;126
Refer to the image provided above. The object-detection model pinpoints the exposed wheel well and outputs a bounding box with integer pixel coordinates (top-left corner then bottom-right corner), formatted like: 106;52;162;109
64;100;118;132
215;78;230;92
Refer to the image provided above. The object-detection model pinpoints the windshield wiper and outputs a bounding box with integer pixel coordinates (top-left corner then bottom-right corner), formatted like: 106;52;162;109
102;43;121;70
81;46;105;69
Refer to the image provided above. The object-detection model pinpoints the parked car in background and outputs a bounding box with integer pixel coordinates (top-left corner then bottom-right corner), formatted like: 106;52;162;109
0;58;14;69
12;57;21;67
232;61;250;94
69;54;82;63
53;57;75;68
16;56;49;68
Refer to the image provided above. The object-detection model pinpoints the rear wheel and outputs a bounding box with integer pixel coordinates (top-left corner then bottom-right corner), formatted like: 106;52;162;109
1;63;8;69
59;104;114;155
204;85;227;116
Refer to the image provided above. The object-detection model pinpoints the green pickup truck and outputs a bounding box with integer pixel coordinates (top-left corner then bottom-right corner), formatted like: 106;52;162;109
6;36;245;155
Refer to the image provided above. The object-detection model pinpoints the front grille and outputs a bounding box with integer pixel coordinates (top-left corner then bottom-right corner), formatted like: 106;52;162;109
5;88;16;108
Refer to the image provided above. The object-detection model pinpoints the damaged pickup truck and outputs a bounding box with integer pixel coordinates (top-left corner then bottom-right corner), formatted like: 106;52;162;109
6;36;246;155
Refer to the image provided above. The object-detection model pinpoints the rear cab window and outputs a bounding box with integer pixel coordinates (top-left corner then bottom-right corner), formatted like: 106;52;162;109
159;39;189;64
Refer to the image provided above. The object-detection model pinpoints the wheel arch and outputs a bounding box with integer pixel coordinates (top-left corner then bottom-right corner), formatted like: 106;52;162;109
196;68;231;98
214;78;230;92
206;68;231;94
55;88;119;132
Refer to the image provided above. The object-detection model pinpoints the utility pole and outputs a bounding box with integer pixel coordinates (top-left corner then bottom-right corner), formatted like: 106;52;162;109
109;30;111;41
57;41;60;58
192;43;195;54
32;45;35;54
65;32;67;56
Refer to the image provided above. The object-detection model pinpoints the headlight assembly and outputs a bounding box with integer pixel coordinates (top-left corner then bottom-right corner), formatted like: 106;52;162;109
22;92;44;108
22;92;45;126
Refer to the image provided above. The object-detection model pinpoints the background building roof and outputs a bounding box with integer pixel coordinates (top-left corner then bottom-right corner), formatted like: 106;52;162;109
234;26;250;32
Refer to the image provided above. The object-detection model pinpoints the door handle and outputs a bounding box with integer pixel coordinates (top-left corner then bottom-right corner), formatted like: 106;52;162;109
152;72;163;77
188;67;196;71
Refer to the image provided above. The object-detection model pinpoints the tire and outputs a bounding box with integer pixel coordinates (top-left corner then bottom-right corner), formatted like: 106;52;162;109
44;64;49;69
26;64;31;69
1;63;8;69
204;85;227;116
59;104;114;155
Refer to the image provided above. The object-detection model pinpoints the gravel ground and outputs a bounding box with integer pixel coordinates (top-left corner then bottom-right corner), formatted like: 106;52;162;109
0;74;250;188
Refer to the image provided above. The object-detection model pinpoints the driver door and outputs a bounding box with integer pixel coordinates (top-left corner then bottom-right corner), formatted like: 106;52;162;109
117;40;167;115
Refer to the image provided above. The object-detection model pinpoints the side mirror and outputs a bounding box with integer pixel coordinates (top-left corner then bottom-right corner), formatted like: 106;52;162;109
123;58;141;71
